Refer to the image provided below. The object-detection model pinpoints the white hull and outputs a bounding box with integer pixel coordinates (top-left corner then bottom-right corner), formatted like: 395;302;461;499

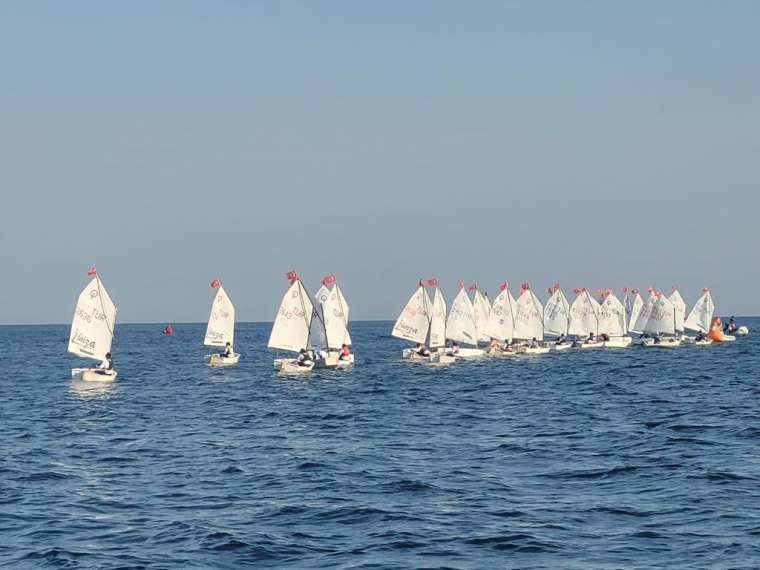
486;347;518;357
401;349;455;364
736;326;749;336
695;339;713;346
206;354;240;366
315;353;355;369
274;358;315;372
643;337;682;348
603;336;632;348
580;340;604;349
721;335;736;342
71;368;117;382
553;342;573;351
523;346;550;355
454;347;485;358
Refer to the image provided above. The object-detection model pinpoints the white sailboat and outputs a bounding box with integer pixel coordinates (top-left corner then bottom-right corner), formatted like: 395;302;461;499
513;284;549;354
470;285;492;345
269;271;320;372
204;279;240;365
669;287;686;339
684;288;715;345
446;282;484;357
68;267;118;381
484;282;516;354
642;291;681;347
428;280;448;352
598;289;632;347
625;288;644;334
569;288;603;348
317;274;354;368
543;284;571;351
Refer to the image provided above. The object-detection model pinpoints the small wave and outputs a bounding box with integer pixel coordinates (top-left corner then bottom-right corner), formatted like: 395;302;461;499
17;471;72;482
464;533;558;552
544;465;640;480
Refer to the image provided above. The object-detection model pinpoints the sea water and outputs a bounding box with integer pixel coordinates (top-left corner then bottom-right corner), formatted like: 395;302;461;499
1;319;759;569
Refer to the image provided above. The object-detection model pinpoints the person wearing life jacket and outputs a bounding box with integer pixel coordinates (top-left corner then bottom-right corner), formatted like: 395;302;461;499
96;352;113;375
529;337;539;349
556;333;567;345
339;344;351;360
221;342;233;358
451;342;460;355
695;331;706;342
585;332;596;344
415;343;431;357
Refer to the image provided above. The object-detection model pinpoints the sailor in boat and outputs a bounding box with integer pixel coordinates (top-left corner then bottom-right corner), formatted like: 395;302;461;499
339;344;351;361
96;353;114;376
415;343;431;357
600;333;610;342
556;333;568;346
695;331;707;342
221;342;233;358
653;333;661;344
297;349;314;367
489;338;500;351
529;337;540;349
724;317;738;334
584;333;596;345
450;342;460;355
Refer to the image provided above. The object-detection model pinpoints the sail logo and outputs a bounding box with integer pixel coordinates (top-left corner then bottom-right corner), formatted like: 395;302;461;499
90;289;99;298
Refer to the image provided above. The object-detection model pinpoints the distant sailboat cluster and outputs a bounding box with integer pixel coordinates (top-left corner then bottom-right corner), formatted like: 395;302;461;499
391;280;746;362
66;267;749;381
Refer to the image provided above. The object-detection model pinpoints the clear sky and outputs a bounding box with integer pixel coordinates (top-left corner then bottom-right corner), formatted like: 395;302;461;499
1;1;758;324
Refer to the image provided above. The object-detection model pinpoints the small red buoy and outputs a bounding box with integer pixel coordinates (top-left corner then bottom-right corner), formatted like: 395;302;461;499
163;324;174;335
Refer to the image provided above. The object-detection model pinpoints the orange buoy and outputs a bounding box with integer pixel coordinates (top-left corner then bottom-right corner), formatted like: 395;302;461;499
708;317;724;342
163;324;174;335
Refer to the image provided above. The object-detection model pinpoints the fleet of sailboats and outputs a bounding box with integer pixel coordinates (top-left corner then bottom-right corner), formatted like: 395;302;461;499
63;267;749;379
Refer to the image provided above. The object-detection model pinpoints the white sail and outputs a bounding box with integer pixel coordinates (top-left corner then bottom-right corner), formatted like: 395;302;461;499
669;290;686;333
446;288;479;345
485;287;515;341
336;285;352;346
204;286;235;348
315;284;331;306
391;285;431;344
543;289;570;337
568;290;600;337
598;293;627;337
472;290;491;342
645;294;676;335
684;291;715;333
322;284;350;349
68;276;117;361
631;293;655;334
513;289;544;341
268;280;314;353
627;293;644;333
429;287;447;348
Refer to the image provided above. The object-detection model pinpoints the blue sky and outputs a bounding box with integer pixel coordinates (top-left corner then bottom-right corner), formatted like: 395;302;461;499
1;1;757;323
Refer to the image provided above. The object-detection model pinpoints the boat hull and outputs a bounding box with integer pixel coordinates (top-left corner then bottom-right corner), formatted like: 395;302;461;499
315;353;355;369
522;346;550;355
274;359;314;372
579;340;605;349
206;354;240;366
71;368;117;382
643;338;682;348
603;337;632;348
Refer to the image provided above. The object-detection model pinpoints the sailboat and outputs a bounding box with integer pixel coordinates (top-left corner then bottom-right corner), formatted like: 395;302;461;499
625;288;644;335
629;288;656;343
68;267;118;381
569;288;603;348
668;286;687;341
316;274;354;367
684;288;714;345
642;291;681;347
513;283;549;354
393;279;454;363
598;289;632;347
543;283;571;351
470;284;492;346
268;270;320;372
445;281;484;357
484;281;516;355
204;279;239;366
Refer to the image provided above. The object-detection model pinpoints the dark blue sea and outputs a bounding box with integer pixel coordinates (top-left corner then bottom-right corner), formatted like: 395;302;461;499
2;319;759;569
